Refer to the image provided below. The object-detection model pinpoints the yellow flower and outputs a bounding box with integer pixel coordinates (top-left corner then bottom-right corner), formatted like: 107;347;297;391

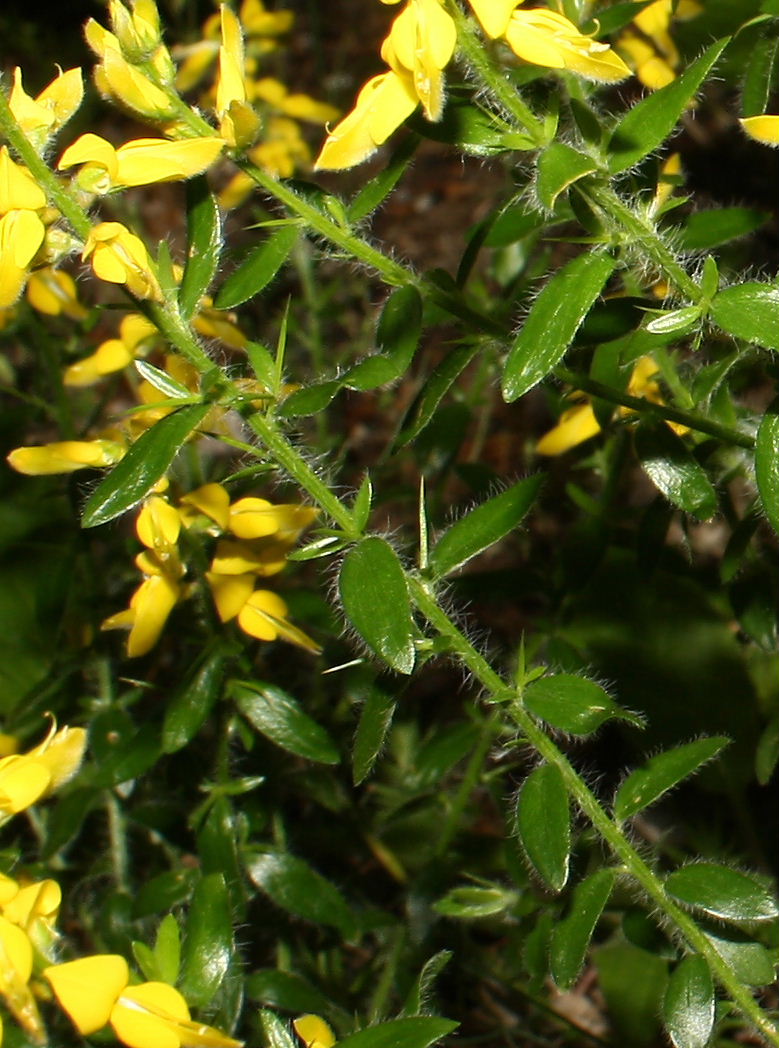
86;19;175;119
8;66;84;152
240;0;293;37
108;0;163;62
238;589;321;652
26;267;87;320
217;4;261;147
0;209;46;309
380;0;457;121
504;9;631;81
0;914;44;1043
616;0;701;90
1;877;61;957
7;438;124;475
740;115;779;148
251;78;339;125
0;147;47;214
293;1015;336;1048
179;483;231;530
0;722;87;818
652;152;683;215
58;133;224;193
45;956;243;1048
467;0;520;39
315;70;417;171
82;221;163;301
64;312;158;386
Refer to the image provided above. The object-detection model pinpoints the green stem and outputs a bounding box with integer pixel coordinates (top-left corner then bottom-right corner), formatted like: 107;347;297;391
106;793;130;892
408;578;779;1048
435;708;500;857
555;368;755;449
447;1;546;144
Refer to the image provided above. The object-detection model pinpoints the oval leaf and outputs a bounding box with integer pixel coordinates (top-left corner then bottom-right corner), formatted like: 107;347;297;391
524;674;640;735
81;403;210;528
352;682;396;785
755;398;779;537
232;680;339;765
162;649;225;754
515;763;570;891
635;420;717;519
350;285;422;390
179;873;233;1007
678;207;768;252
551;868;616;989
710;283;779;349
614;736;730;822
339;538;415;674
279;380;341;417
536;143;598;210
704;932;777;987
430;475;542;578
397;340;480;446
335;1018;458;1048
663;956;715;1048
179;175;221;319
502;252;616;402
215;224;299;309
608;38;730;173
246;851;357;937
665;863;779;922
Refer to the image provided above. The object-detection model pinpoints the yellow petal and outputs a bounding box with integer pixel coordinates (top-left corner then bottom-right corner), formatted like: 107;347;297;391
7;439;123;474
137;495;181;551
101;44;174;118
238;590;321;652
114;137;225;186
0;914;33;993
27;724;88;794
0;758;51;815
179;483;231;530
740;115;779;147
217;4;247;113
206;571;255;621
210;538;286;575
2;880;61;930
126;574;181;657
26;267;87;319
228;497;283;539
293;1014;336;1048
0;146;47;212
536;400;602;456
111;981;189;1048
45;955;129;1035
64;339;134;386
468;0;520;38
506;10;631;82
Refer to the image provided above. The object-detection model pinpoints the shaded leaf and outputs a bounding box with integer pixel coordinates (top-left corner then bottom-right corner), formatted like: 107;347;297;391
247;970;335;1017
635;420;717;519
614;736;730;821
433;885;516;919
162;648;225;754
524;673;640;735
336;1018;458;1048
551;868;616;988
348;134;419;222
180;873;233;1007
503;252;616;402
233;680;340;765
663;956;714;1048
179;176;221;318
515;763;570;891
710;283;779;349
279;381;340;417
215;224;299;309
397;340;480;446
608;39;730;173
536;143;598;210
430;475;542;578
755;397;779;537
705;931;777;987
678;208;768;252
246;851;357;937
81;404;210;528
665;863;779;922
352;682;396;785
339;538;415;674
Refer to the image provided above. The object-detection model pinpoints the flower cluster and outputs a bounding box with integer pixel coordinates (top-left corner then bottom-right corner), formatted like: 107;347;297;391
616;0;702;90
101;484;320;657
315;0;630;170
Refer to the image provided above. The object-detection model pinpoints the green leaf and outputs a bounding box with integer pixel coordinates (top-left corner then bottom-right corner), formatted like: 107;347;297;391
352;682;396;785
596;942;668;1045
705;931;777;987
397;341;480;446
502;252;616;402
346;286;423;390
665;863;779;922
756;714;779;786
248;970;335;1017
408;99;520;155
132;941;158;982
153;914;181;986
645;306;702;336
677;208;768;252
339;538;415;674
180;873;233;1007
278;381;340;417
261;1010;297;1048
524;673;640;735
348;134;419;222
215;224;299;309
134;871;196;918
662;956;715;1048
351;474;373;532
551;868;616;988
710;282;779;349
232;680;339;764
614;736;730;821
608;38;730;173
433;885;516;919
245;341;278;392
536;143;598;210
584;0;654;35
429;475;542;578
134;359;193;399
516;763;570;890
402;951;453;1016
179;175;221;318
755;397;779;538
635;420;717;519
162;648;225;754
336;1018;458;1048
741;27;779;117
81;404;210;528
246;851;357;937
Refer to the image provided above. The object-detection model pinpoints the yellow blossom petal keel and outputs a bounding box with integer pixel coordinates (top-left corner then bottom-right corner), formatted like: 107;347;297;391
44;954;130;1035
293;1014;336;1048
